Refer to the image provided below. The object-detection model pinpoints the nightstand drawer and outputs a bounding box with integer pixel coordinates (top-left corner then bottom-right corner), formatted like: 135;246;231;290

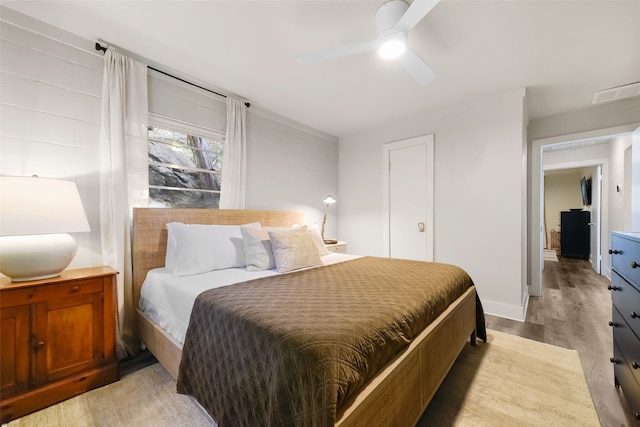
0;278;103;309
611;272;640;340
612;233;640;288
325;241;346;254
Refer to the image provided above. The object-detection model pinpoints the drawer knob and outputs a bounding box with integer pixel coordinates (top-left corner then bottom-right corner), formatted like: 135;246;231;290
607;285;620;291
70;285;80;292
609;249;621;255
632;312;639;319
632;261;639;269
34;340;45;350
633;362;640;369
609;321;619;327
610;357;621;364
636;412;640;420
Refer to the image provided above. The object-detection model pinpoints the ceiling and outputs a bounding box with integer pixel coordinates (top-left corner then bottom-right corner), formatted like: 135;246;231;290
3;0;640;137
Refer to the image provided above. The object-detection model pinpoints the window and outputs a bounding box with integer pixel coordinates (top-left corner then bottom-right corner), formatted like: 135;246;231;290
147;119;225;208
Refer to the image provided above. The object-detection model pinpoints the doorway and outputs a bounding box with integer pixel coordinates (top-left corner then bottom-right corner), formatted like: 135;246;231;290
382;134;434;260
543;164;602;274
530;124;638;297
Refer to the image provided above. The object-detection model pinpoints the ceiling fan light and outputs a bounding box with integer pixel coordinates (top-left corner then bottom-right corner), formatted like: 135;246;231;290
377;33;406;59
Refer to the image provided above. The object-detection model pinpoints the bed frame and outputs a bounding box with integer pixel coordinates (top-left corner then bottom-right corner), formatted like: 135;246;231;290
132;208;477;427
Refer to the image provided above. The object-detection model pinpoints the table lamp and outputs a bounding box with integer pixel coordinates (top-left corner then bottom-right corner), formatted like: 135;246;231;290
321;194;337;244
0;176;91;282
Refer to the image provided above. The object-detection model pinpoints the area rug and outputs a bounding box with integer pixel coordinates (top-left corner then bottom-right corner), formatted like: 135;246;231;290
418;330;599;426
8;330;599;427
5;362;212;427
544;248;559;262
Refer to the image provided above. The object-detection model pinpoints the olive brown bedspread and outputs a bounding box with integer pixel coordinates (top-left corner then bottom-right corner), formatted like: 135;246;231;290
176;256;485;426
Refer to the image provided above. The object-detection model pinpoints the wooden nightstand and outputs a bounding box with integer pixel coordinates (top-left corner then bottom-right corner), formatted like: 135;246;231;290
325;241;347;254
0;267;119;423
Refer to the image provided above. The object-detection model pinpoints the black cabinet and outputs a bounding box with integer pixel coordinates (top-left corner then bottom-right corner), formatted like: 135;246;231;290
560;209;590;259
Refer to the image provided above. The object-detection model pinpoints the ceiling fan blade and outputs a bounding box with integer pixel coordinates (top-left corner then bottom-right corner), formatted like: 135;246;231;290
395;0;440;34
400;48;437;85
298;40;378;62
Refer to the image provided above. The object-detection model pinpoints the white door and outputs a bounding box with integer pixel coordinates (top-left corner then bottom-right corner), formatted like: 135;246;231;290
590;166;601;274
383;135;434;261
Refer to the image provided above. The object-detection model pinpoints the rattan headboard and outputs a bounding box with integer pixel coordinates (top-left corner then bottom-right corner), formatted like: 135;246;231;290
131;208;305;310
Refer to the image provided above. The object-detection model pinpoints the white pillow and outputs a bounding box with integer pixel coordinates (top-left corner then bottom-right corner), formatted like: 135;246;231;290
241;225;276;271
263;226;296;232
165;222;179;269
167;222;260;276
308;223;330;256
268;226;322;273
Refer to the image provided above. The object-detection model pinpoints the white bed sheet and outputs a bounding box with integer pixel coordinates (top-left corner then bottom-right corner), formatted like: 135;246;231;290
139;253;360;345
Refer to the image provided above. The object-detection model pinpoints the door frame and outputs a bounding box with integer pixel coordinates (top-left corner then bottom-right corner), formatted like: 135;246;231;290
591;164;602;274
530;124;638;297
382;134;434;260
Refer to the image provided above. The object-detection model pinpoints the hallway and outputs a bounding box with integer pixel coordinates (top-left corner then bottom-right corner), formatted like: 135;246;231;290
485;257;637;426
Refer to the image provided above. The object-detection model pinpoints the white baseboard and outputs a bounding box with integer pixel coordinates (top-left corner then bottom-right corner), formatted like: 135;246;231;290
482;293;529;322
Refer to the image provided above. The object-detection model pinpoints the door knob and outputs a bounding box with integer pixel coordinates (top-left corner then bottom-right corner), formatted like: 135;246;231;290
417;222;425;232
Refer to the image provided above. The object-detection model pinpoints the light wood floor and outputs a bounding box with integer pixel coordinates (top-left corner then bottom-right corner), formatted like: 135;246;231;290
485;256;638;426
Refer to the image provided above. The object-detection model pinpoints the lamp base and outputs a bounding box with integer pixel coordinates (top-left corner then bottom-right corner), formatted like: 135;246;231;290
0;234;78;282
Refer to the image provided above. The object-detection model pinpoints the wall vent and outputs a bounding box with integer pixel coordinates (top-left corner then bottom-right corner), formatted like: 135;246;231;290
591;81;640;105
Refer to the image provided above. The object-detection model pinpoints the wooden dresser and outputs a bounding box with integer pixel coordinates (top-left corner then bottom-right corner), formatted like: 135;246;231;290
0;267;119;422
609;232;640;420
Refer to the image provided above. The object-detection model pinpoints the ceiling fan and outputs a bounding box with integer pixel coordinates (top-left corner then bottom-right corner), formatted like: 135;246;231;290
298;0;440;85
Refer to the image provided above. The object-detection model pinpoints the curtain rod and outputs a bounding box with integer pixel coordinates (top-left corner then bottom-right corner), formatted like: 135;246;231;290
95;42;250;108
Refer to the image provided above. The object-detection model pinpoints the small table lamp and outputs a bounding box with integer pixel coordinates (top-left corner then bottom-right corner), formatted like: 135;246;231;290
321;194;337;244
0;176;91;282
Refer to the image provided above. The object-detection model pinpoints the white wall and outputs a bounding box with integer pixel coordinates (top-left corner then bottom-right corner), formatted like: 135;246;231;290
528;97;640;142
246;108;339;232
632;132;640;231
610;138;628;231
0;7;339;273
544;169;585;244
0;9;104;269
339;90;528;320
609;136;632;234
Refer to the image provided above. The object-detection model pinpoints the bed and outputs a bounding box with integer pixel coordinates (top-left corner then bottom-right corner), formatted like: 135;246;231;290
132;208;485;427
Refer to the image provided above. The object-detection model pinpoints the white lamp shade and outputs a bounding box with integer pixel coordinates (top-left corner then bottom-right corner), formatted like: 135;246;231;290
0;176;90;236
0;176;90;282
323;195;337;205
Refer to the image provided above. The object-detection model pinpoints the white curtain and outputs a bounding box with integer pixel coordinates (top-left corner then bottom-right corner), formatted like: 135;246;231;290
99;48;148;358
219;97;247;209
